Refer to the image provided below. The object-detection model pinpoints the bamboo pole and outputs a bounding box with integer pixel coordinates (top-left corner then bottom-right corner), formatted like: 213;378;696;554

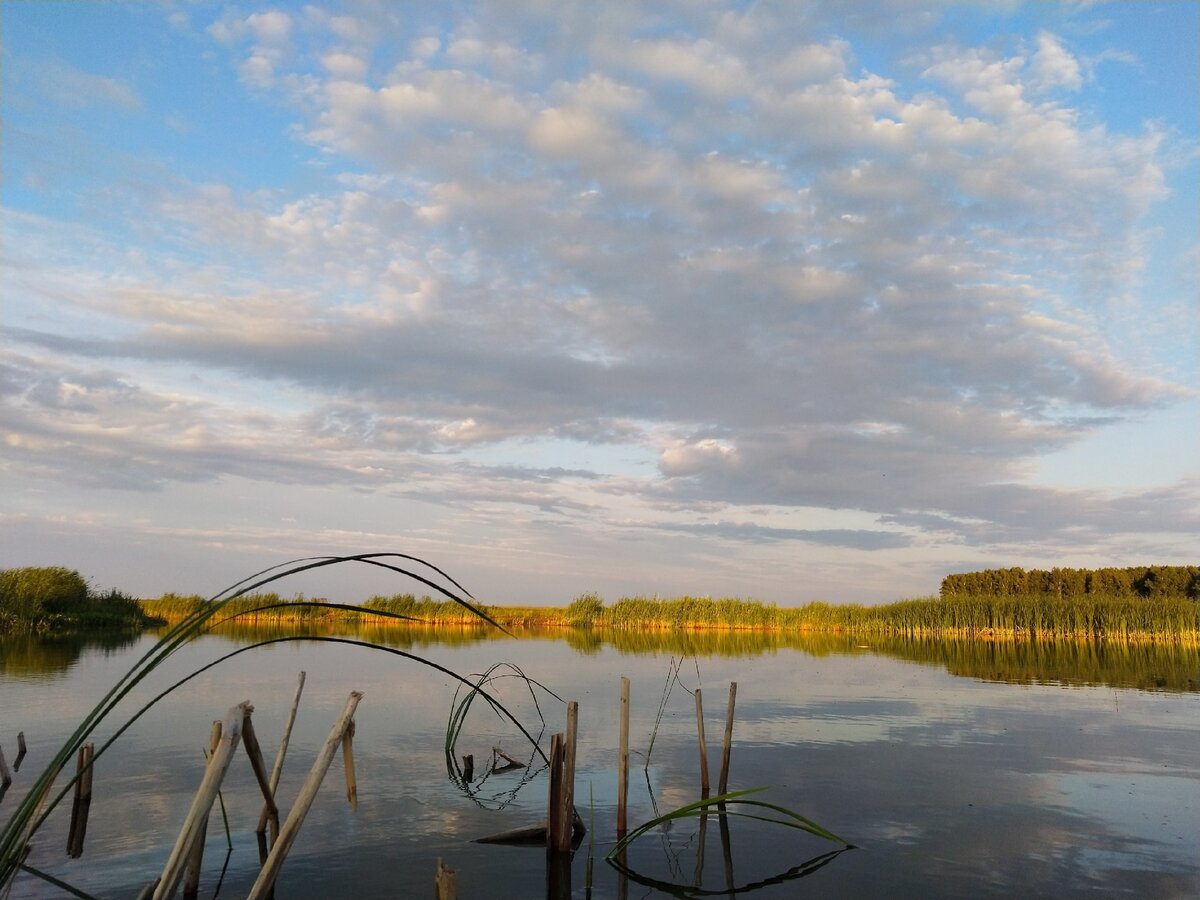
695;689;710;798
183;721;223;900
434;857;457;900
342;720;357;810
258;671;305;842
617;677;629;838
66;742;94;858
153;702;248;900
718;681;737;795
246;691;362;900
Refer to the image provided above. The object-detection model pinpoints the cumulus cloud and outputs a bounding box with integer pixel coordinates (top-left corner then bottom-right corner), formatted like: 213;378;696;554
2;0;1196;599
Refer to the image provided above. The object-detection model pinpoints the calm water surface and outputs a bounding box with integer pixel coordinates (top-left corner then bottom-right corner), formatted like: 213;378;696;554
1;628;1197;898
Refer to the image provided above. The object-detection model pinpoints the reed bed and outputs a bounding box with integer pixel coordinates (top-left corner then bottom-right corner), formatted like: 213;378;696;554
582;593;1198;640
142;590;1198;640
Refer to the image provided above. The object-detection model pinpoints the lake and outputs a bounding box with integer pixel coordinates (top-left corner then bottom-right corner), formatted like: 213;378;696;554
2;626;1198;898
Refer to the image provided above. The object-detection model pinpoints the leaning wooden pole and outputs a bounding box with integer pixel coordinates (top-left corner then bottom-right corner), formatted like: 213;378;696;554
0;747;11;789
617;677;630;838
183;721;224;900
718;682;737;795
66;742;94;858
240;709;279;841
342;720;358;810
154;702;248;900
246;691;363;900
258;671;305;842
695;689;710;798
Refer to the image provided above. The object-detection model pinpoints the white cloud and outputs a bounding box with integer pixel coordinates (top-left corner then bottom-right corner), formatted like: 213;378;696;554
2;0;1196;600
1029;32;1084;92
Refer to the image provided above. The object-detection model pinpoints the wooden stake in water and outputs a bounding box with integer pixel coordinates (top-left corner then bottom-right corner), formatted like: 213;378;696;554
246;691;363;900
618;677;630;838
718;681;737;795
435;857;457;900
66;742;94;858
0;747;11;788
695;689;710;798
547;701;580;853
154;702;248;900
183;720;223;900
258;671;305;843
15;732;27;771
240;709;279;839
342;720;357;810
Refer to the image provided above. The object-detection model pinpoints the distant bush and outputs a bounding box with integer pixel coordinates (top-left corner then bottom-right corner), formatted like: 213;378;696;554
0;566;150;632
566;592;605;626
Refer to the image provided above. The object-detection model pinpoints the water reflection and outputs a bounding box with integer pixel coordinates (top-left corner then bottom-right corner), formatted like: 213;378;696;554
190;621;1200;692
2;629;1197;899
0;631;141;678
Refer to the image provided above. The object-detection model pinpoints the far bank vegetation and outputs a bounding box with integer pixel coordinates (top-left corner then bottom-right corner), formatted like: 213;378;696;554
132;565;1200;642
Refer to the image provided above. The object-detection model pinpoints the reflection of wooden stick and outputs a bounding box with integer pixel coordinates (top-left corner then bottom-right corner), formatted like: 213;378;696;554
719;807;734;893
718;682;736;795
246;692;362;900
618;677;630;838
154;702;248;900
183;721;223;900
695;689;709;797
258;671;305;841
342;720;357;809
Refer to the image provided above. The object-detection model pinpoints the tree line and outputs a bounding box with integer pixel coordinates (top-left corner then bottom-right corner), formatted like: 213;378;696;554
940;566;1200;601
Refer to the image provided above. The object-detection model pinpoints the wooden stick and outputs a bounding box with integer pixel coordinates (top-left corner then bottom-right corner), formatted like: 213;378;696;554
461;753;474;783
718;682;737;795
67;742;94;857
258;671;305;840
548;702;578;852
434;857;457;900
15;732;27;771
246;691;362;900
0;747;10;788
154;702;248;900
240;708;279;840
547;732;566;851
618;677;630;838
183;721;223;900
695;689;710;798
342;720;357;810
492;746;525;768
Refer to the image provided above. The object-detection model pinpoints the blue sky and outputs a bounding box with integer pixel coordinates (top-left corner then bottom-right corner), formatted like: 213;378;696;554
2;0;1197;605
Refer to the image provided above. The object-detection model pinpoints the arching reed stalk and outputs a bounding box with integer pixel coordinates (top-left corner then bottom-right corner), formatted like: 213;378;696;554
0;553;521;893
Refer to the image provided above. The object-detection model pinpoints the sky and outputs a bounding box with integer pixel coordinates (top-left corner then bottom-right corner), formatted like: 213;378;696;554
1;0;1197;606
